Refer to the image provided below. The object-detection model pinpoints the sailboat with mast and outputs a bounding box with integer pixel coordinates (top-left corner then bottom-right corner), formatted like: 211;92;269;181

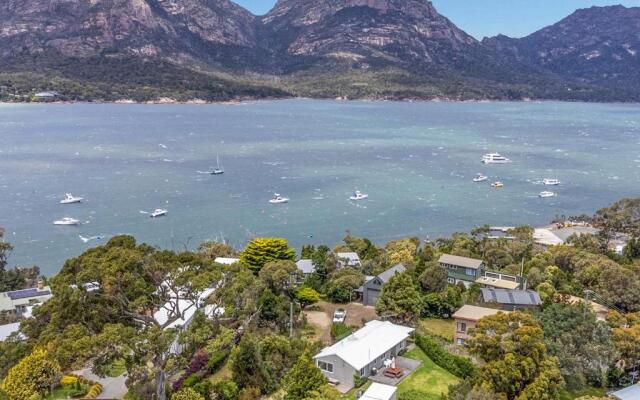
211;154;224;175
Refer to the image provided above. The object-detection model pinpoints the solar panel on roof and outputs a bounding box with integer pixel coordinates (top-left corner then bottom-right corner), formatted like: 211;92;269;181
7;288;50;300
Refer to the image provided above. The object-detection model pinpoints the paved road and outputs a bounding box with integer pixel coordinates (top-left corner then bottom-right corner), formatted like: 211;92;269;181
73;368;127;400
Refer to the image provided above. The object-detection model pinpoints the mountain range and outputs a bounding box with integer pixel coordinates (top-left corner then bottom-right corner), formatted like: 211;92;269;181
0;0;638;102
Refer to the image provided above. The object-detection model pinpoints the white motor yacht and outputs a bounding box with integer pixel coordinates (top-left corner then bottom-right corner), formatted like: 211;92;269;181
473;174;488;182
53;217;80;225
60;193;83;204
542;178;560;186
269;193;289;204
539;191;556;198
481;153;511;164
150;209;168;218
349;191;369;201
491;181;504;188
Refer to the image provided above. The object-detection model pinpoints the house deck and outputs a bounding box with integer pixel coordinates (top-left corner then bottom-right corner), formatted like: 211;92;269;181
369;356;421;386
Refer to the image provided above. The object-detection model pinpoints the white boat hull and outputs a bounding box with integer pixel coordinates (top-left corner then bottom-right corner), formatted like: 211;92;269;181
269;199;289;204
482;160;510;164
53;219;80;225
60;199;82;204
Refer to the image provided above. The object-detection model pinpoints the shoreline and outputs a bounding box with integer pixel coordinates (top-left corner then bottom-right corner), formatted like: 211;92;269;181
2;96;640;106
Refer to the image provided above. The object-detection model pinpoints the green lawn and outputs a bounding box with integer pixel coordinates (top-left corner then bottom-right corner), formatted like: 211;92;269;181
44;384;89;399
104;358;127;377
559;386;606;400
397;347;459;400
419;318;455;341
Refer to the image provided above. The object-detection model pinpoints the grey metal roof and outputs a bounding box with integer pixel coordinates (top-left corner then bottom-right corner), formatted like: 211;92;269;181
296;259;315;274
336;252;360;262
611;384;640;400
6;288;51;300
378;263;406;283
438;254;483;269
481;288;541;306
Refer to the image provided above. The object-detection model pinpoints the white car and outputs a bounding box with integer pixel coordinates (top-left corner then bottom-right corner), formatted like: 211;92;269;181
332;309;347;323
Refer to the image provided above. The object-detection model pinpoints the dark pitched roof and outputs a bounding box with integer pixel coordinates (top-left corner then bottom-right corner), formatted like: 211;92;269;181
6;288;51;300
378;264;406;283
481;288;541;306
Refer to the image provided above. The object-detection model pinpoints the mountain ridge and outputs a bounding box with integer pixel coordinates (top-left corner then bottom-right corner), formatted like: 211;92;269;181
0;1;638;102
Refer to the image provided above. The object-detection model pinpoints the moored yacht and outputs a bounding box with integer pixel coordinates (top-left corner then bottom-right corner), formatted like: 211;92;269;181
491;181;504;188
542;178;560;186
269;193;289;204
60;193;83;204
150;209;168;218
350;191;369;201
473;174;488;182
539;191;556;198
481;153;511;164
211;154;224;175
53;217;80;225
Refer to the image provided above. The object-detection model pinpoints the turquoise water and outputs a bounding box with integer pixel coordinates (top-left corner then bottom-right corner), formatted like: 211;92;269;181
0;100;639;275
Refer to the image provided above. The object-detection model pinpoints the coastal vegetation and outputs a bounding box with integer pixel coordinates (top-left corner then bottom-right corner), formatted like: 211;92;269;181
0;198;640;399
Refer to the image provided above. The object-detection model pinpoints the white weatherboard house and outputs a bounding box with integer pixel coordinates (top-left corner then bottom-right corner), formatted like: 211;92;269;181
314;320;414;392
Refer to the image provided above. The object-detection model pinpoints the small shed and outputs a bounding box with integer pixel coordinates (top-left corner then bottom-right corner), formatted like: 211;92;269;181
360;382;397;400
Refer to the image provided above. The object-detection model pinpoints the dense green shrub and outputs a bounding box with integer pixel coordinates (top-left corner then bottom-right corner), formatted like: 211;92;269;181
182;374;202;388
206;348;230;374
414;333;475;378
330;323;352;341
212;380;238;400
352;373;367;388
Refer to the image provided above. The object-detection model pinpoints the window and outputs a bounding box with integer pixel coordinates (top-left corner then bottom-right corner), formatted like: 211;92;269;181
447;277;455;284
465;268;476;276
360;367;366;377
457;322;467;333
457;338;465;345
317;361;333;373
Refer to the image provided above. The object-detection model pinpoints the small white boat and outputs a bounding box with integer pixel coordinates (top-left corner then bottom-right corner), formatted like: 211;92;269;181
53;217;80;225
150;209;168;218
542;178;560;186
473;174;488;182
269;193;289;204
211;154;224;175
60;193;83;204
482;153;511;164
349;191;369;201
491;181;504;188
539;191;556;198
